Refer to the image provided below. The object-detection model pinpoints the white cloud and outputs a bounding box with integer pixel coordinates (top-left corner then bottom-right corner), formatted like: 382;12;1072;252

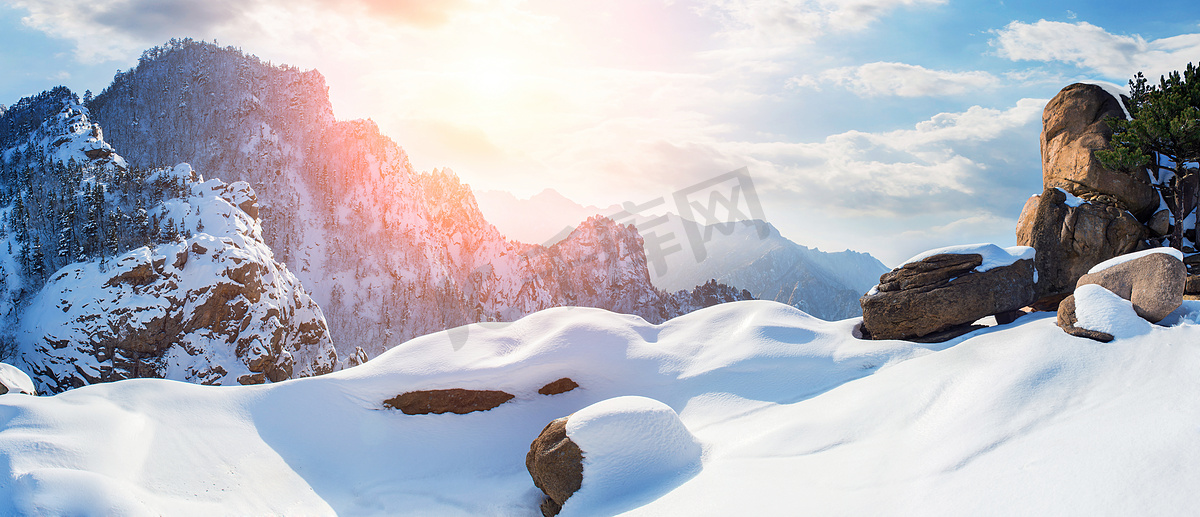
715;98;1046;217
692;0;945;50
792;62;998;97
991;20;1200;79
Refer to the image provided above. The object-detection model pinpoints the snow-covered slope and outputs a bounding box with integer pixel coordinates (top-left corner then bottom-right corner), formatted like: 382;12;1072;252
86;39;732;358
0;89;336;393
20;169;337;392
0;299;1195;515
642;214;889;320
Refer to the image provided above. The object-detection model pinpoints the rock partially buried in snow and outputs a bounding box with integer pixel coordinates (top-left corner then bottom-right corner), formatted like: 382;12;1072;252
1078;248;1185;322
564;396;702;514
0;363;37;395
526;417;584;517
383;388;514;415
1058;249;1185;341
538;378;579;395
860;244;1036;341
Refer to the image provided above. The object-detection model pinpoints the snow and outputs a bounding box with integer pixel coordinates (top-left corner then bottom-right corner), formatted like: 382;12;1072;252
900;243;1035;272
1054;187;1086;207
1081;81;1132;120
1087;247;1183;275
0;363;35;395
1072;284;1152;339
0;299;1198;515
564;396;702;515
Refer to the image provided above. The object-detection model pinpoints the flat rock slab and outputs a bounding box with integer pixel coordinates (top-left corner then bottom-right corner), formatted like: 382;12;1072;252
383;388;514;415
861;254;1035;340
538;378;580;395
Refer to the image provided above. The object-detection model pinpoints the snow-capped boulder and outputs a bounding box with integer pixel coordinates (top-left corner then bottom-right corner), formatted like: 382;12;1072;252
20;178;337;392
1057;249;1185;341
1041;83;1157;219
860;245;1036;341
0;363;36;395
559;396;703;515
1017;188;1146;303
528;396;704;516
527;416;584;517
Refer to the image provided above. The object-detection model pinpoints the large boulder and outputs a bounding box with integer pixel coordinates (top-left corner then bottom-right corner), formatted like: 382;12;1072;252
527;396;702;516
527;417;584;517
1057;249;1184;341
1041;83;1157;219
1016;188;1147;301
860;245;1036;341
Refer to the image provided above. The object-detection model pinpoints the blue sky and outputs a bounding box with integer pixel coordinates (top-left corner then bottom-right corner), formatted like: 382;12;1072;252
2;0;1199;265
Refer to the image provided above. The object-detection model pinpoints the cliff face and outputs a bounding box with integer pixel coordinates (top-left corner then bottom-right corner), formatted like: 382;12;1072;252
0;91;336;392
88;40;731;357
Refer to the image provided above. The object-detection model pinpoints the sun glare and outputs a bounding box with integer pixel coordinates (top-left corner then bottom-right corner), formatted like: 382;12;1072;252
462;59;518;98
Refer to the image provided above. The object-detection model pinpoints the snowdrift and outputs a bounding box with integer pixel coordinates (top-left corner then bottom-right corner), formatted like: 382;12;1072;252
0;300;1197;515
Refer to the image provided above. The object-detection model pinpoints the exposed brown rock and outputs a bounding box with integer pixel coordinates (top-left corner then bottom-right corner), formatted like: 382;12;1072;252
1016;188;1147;299
527;416;584;517
1056;294;1115;342
1148;209;1171;237
103;261;157;288
383;388;514;415
1075;251;1185;323
538;378;580;395
861;254;1035;340
1186;274;1200;295
1040;83;1157;218
83;148;112;160
994;309;1026;325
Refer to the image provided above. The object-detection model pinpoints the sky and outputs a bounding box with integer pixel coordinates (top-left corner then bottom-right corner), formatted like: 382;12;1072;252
2;0;1199;265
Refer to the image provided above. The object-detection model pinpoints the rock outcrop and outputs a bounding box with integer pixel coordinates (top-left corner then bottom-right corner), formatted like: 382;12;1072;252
383;388;514;415
20;174;337;392
1057;249;1185;341
860;247;1036;341
526;417;584;517
1018;83;1163;305
1040;83;1157;218
1016;188;1147;300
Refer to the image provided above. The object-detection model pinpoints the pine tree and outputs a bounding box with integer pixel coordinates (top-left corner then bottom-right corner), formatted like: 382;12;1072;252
82;183;100;257
133;198;149;246
28;241;45;280
1098;63;1200;250
56;201;73;263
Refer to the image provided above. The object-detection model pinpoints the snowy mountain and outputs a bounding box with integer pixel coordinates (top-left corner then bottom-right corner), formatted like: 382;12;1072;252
0;89;336;392
71;39;744;359
638;214;889;320
474;187;888;320
0;299;1195;514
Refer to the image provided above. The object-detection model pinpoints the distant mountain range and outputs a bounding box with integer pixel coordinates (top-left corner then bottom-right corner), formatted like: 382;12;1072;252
0;39;751;392
475;190;889;320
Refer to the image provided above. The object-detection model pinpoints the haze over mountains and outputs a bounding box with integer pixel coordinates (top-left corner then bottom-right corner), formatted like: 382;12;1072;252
477;189;889;320
0;39;751;393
